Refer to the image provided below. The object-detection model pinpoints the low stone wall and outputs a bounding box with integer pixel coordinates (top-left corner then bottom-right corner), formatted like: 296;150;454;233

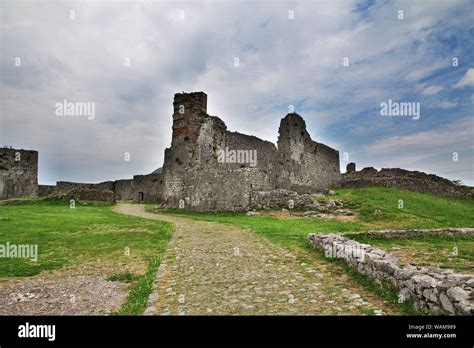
55;188;116;203
55;179;134;201
132;174;162;203
250;189;316;210
308;233;474;315
56;181;115;193
38;185;56;197
345;228;474;239
114;179;133;200
337;167;473;199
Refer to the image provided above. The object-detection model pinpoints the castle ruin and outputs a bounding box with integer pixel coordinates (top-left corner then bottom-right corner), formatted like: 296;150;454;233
157;92;340;211
2;91;472;208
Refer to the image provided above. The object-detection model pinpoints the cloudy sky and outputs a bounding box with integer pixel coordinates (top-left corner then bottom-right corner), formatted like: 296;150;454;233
1;0;473;185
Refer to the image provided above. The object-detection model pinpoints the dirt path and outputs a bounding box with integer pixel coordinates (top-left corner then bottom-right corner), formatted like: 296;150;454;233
115;204;400;315
0;264;127;315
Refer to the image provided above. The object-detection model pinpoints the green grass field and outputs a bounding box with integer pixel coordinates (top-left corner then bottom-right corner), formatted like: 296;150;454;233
143;187;474;314
351;234;474;272
145;187;474;252
1;187;473;314
0;198;172;314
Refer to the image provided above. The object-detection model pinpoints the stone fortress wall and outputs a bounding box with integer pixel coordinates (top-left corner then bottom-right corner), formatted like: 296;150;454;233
338;163;473;198
3;91;473;209
159;92;340;211
0;147;38;199
29;91;339;211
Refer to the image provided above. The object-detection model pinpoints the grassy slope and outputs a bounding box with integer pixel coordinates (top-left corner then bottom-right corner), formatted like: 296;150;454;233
352;234;474;272
338;187;474;229
146;187;474;251
0;199;173;314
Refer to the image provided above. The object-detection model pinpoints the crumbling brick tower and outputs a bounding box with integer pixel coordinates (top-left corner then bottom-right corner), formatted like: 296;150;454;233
160;91;341;211
162;92;209;205
171;92;207;145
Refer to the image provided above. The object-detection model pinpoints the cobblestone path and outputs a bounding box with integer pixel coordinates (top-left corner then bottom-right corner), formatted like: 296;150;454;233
115;204;400;315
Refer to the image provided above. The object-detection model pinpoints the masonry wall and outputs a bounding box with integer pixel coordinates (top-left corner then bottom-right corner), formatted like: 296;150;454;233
132;174;163;203
38;185;56;196
2;92;340;208
337;167;474;199
54;179;133;200
308;233;474;315
114;179;133;200
0;148;38;199
56;181;115;193
160;92;340;211
276;113;340;193
178;169;273;211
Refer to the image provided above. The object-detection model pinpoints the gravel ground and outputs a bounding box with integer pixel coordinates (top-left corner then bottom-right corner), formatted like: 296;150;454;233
0;271;127;315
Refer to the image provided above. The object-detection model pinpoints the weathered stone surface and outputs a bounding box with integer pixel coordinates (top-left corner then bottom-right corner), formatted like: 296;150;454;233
249;189;316;210
346;162;356;173
423;288;438;303
114;179;133;200
0;148;38;199
38;185;56;197
337;166;473;199
412;275;438;289
346;228;474;239
399;287;414;303
439;293;455;314
447;287;469;302
307;233;474;315
157;92;340;211
394;268;417;280
56;188;116;203
4;92;473;209
454;301;474;315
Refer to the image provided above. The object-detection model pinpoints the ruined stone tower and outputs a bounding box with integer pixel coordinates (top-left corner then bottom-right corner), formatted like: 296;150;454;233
171;92;207;144
276;113;340;192
158;91;341;211
5;91;472;206
0;147;38;199
1;92;341;210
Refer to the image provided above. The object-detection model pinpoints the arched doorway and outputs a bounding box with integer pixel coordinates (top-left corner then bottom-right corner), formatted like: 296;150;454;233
138;192;144;201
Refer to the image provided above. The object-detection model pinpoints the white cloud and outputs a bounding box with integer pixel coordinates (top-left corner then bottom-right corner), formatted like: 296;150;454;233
365;117;472;154
437;100;458;109
419;84;444;96
0;0;472;185
453;68;474;88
